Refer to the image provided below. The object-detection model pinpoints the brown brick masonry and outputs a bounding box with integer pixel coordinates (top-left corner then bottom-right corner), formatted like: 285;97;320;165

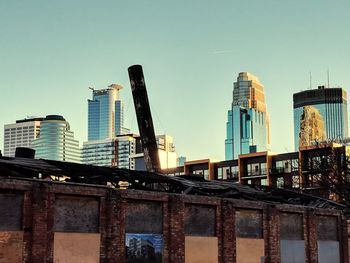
0;178;348;263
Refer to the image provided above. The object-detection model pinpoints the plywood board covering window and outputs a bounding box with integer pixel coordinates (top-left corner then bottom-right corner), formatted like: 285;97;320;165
53;232;100;263
185;236;218;263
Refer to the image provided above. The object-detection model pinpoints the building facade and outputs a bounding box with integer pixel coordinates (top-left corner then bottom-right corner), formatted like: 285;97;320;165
225;72;270;160
82;138;119;167
0;174;346;263
294;86;348;150
88;84;129;141
82;134;138;169
3;117;43;157
131;134;177;171
83;134;177;170
176;156;187;167
31;115;81;163
164;142;350;203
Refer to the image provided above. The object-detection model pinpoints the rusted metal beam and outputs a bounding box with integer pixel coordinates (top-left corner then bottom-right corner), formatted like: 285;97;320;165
128;65;161;173
0;156;345;209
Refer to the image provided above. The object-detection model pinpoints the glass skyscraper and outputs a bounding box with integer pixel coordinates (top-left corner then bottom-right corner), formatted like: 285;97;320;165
84;84;132;167
225;72;270;160
82;134;137;169
88;84;128;141
293;86;348;150
31;115;81;163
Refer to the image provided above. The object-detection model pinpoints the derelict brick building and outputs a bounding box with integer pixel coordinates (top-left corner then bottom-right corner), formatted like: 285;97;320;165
0;156;349;263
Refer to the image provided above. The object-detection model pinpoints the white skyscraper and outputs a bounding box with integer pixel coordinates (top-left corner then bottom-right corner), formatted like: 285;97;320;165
3;117;43;157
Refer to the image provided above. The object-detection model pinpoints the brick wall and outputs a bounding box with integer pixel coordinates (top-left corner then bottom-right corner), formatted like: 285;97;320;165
0;178;348;263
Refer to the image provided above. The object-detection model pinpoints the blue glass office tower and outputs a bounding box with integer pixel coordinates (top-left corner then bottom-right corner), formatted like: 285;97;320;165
293;86;348;150
225;72;270;160
84;84;131;167
31;115;81;163
88;84;127;141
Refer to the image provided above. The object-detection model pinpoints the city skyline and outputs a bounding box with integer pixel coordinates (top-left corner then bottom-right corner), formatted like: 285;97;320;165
1;0;350;161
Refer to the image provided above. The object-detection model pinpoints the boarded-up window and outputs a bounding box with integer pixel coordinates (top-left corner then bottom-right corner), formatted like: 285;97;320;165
317;216;338;240
54;195;99;233
126;201;163;234
236;210;263;238
280;213;303;240
185;205;216;236
53;233;101;263
185;236;218;263
0;192;23;231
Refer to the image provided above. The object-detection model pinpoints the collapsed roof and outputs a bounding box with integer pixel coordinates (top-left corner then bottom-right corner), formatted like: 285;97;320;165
0;156;344;210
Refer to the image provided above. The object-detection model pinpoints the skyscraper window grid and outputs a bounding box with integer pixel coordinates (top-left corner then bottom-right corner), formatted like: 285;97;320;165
293;87;348;150
31;115;81;163
225;72;270;160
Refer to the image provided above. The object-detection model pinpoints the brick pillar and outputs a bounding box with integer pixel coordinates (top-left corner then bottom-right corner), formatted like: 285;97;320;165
340;215;349;263
117;193;126;262
23;191;33;263
162;201;170;263
168;195;185;263
216;204;223;263
30;183;51;263
104;190;115;262
305;209;318;263
104;190;123;263
265;205;280;263
221;200;235;263
46;191;55;263
99;194;107;262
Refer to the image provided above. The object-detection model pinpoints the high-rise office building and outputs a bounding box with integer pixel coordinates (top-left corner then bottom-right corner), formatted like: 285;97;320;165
130;134;177;171
3;117;43;157
31;115;81;163
293;86;348;150
85;83;133;168
156;135;177;169
82;134;137;169
225;72;270;160
176;156;187;167
88;84;129;141
82;134;178;170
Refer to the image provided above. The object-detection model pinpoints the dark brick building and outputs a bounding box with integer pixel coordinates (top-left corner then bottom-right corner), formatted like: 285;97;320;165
0;156;348;263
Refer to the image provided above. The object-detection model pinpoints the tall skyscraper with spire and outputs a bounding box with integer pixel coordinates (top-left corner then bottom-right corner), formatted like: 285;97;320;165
88;84;128;141
83;83;132;167
225;72;270;160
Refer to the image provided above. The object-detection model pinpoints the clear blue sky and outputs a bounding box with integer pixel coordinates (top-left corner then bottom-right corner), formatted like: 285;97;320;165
1;0;349;160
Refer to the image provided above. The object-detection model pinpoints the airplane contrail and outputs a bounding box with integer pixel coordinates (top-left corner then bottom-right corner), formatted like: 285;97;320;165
213;50;233;54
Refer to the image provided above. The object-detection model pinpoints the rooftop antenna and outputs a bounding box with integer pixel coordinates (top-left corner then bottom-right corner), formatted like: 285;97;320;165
327;69;330;88
88;87;95;91
309;72;312;90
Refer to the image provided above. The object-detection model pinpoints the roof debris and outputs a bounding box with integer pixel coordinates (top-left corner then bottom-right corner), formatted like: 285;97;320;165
0;156;344;209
